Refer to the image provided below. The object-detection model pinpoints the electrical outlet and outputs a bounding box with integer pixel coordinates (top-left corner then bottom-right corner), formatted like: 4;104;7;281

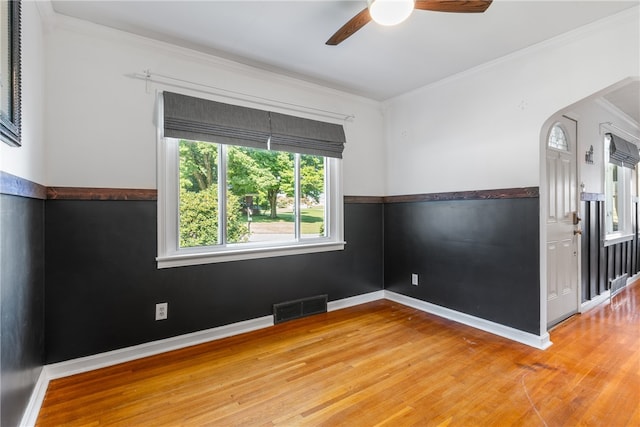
155;302;168;320
411;273;419;286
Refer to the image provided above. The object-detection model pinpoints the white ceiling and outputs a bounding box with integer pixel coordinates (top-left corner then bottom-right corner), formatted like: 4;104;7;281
50;0;639;121
604;80;640;123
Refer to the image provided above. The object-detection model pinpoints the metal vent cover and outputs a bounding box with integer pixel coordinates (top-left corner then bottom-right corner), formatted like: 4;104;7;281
273;295;328;324
610;273;628;298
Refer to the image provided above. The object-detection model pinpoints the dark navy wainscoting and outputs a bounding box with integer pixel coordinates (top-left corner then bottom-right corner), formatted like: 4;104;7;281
580;194;640;301
44;201;384;363
384;197;540;334
0;194;45;427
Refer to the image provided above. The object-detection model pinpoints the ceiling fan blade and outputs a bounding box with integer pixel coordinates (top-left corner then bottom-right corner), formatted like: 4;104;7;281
415;0;493;13
326;8;371;46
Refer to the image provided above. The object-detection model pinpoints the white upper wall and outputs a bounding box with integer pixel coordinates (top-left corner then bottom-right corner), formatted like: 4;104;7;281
38;5;640;197
43;14;386;196
564;90;640;196
0;1;46;184
383;7;640;196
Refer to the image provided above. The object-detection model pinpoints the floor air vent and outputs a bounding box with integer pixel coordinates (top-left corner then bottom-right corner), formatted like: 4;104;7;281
273;295;328;324
610;274;628;298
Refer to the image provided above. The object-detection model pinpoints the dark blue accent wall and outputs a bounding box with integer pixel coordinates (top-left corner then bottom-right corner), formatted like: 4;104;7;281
0;194;45;427
0;178;548;424
44;201;384;363
580;195;640;302
384;197;540;334
44;191;544;363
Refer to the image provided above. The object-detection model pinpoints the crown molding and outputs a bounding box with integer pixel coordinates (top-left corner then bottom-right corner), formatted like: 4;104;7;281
42;6;381;112
389;5;640;104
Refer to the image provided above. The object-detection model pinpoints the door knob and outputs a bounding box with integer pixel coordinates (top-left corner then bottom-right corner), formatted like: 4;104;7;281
574;229;582;235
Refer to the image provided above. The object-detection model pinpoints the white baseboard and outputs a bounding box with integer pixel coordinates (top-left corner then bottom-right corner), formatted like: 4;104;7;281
46;314;274;380
21;289;551;425
384;290;552;350
19;368;49;427
44;290;385;380
20;293;385;425
20;314;274;426
327;290;384;311
580;275;639;314
580;290;611;313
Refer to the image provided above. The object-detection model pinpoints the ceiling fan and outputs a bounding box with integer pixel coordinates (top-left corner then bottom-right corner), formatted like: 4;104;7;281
326;0;493;46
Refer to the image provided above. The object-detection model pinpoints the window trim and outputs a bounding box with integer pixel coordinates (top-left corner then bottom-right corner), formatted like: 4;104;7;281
603;133;634;246
0;0;22;147
603;233;633;247
156;95;345;269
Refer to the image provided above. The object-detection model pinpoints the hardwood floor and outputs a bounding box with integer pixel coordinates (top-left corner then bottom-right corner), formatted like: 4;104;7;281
37;283;639;426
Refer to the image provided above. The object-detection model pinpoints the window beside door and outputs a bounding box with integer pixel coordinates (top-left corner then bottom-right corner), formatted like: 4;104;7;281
604;133;635;245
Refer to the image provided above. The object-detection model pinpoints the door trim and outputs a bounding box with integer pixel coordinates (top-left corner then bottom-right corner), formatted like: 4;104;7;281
539;113;581;339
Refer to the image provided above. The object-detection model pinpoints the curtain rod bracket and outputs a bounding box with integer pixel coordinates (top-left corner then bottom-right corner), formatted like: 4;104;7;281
143;69;151;94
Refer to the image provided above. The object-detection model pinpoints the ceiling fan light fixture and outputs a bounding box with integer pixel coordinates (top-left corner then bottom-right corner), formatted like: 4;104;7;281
368;0;415;26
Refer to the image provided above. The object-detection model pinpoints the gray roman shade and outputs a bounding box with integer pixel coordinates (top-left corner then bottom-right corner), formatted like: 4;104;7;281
163;92;346;158
163;92;271;149
608;133;640;169
269;112;346;158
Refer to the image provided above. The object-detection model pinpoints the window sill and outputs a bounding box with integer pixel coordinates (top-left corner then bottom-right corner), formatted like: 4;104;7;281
603;233;634;247
157;241;346;269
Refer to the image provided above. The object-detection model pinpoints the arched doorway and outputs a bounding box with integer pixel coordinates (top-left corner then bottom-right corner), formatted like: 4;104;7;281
540;78;640;338
544;116;580;327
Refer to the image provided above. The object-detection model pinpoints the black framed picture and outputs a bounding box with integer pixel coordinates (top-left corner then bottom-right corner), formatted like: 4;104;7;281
0;0;21;147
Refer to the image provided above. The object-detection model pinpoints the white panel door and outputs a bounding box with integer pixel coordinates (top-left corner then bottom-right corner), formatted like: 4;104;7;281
546;116;579;326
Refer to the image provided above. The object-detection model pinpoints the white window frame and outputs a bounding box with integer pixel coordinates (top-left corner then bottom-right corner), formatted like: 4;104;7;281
604;133;634;246
157;117;345;270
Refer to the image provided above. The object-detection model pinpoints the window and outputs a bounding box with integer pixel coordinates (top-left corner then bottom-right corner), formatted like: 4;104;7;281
157;92;345;268
548;124;569;151
604;133;637;244
0;0;21;147
605;161;626;235
178;141;327;246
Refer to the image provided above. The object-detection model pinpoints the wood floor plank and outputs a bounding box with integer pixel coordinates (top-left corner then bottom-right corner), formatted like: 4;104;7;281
37;282;640;426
